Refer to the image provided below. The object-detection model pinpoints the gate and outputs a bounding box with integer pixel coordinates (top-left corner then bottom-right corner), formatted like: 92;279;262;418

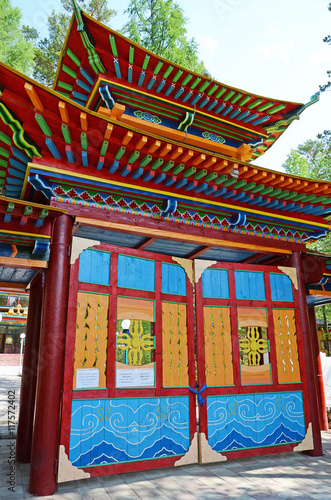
58;241;312;481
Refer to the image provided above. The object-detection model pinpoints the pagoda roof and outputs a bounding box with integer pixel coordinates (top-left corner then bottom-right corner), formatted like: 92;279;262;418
53;6;319;162
0;61;330;247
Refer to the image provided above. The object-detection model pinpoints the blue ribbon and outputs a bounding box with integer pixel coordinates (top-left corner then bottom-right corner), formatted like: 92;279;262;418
189;384;207;406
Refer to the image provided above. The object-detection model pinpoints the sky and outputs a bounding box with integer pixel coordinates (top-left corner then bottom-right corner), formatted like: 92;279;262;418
13;0;331;172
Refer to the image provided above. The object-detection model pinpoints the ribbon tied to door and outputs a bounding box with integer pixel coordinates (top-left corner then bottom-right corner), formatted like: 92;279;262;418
189;384;207;406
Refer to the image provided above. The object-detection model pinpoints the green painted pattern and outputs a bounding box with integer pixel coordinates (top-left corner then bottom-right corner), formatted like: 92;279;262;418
247;99;262;109
163;65;173;78
109;35;118;57
140;155;152;167
0;103;41;158
35;114;52;137
66;48;81;66
129;46;134;64
61;124;71;145
63;65;77;79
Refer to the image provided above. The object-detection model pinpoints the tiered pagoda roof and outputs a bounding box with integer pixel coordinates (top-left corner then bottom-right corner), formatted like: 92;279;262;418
0;1;330;269
53;7;319;163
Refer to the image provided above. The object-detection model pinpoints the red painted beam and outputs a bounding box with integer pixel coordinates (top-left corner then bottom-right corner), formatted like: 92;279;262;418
16;274;44;463
291;251;323;456
29;214;73;496
308;307;328;431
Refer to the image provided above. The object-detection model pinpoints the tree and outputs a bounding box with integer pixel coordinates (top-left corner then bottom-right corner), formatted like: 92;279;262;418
283;132;331;182
27;0;117;87
123;0;206;74
320;3;331;91
283;133;331;327
0;0;35;74
283;132;331;253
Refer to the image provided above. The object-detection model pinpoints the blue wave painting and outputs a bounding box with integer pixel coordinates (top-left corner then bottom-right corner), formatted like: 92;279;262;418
207;391;306;453
69;396;190;467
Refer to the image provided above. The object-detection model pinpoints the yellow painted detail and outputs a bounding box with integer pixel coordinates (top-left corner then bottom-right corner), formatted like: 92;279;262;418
73;291;109;388
239;327;268;365
162;302;189;387
273;309;301;383
203;306;233;386
117;319;154;365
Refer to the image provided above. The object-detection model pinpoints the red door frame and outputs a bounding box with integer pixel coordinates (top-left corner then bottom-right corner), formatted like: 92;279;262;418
195;261;311;460
60;243;197;476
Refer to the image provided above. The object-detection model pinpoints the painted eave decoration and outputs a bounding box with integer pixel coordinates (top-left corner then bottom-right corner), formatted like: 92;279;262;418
0;195;66;260
52;5;319;162
0;61;331;244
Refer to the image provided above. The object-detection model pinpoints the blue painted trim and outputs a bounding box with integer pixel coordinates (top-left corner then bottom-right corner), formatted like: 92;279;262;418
81;151;88;167
137;71;146;86
128;66;133;83
96;158;104;171
207;100;218;111
165;84;175;96
156;79;166;93
236;110;250;121
80;66;94;85
174;178;188;189
184;181;197;191
132;167;144;179
215;103;226;114
182;91;193;102
11;146;30;164
72;91;88;101
252;115;271;126
191;93;202;105
243;113;259;123
194;183;208;193
174;87;185;99
120;165;131;177
230;108;241;119
65;147;75;164
222;105;233;116
8;167;25;179
147;76;157;90
9;158;27;172
108;160;119;174
45;138;61;159
76;79;91;92
154;173;166;184
113;58;122;79
164;176;176;187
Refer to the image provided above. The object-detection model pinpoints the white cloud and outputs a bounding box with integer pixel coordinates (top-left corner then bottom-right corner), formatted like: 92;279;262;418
198;35;219;53
309;44;331;64
257;40;294;64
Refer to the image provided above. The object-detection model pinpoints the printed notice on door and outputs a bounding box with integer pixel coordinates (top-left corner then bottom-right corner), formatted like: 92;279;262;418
76;368;100;389
116;362;155;388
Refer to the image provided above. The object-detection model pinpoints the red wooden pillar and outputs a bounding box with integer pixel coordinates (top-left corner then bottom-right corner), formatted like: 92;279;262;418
308;306;328;431
29;214;73;496
291;251;323;456
16;273;44;463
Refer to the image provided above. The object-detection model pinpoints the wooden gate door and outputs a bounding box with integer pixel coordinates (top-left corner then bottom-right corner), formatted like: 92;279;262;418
195;260;314;463
59;241;197;481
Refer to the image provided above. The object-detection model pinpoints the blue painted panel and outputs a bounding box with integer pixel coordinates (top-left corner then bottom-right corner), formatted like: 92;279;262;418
118;255;155;291
69;396;190;466
202;269;229;298
270;273;294;302
78;249;110;285
207;391;306;453
235;271;265;300
162;263;187;295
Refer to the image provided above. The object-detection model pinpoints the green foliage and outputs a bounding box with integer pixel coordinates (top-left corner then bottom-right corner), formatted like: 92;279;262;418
123;0;206;74
283;131;331;253
29;0;117;87
0;0;35;74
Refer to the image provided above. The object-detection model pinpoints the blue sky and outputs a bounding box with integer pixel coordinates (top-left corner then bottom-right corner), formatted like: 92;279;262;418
14;0;331;172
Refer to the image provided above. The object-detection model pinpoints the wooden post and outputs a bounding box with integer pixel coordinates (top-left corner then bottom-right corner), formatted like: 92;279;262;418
16;273;44;463
308;306;328;432
291;252;323;456
29;214;73;496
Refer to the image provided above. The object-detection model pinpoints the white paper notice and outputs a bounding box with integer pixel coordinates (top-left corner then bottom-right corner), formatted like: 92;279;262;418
76;368;99;389
116;367;155;388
